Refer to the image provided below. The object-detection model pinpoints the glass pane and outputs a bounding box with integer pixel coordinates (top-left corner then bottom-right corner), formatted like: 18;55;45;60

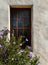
11;10;17;18
24;29;31;45
13;29;16;36
23;10;30;18
18;11;23;18
18;19;23;28
12;20;17;27
24;18;30;28
24;29;30;38
18;29;23;36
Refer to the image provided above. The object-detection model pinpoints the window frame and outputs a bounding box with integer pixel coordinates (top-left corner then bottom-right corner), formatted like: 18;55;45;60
10;7;31;46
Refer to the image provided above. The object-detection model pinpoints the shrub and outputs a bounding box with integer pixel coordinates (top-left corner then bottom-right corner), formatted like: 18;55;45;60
0;27;39;65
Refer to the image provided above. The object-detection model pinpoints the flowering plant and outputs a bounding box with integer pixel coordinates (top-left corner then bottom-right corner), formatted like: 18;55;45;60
0;27;39;65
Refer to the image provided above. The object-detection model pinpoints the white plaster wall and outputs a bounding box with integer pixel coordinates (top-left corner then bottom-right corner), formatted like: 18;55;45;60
33;0;48;65
0;0;9;30
4;0;33;5
0;0;48;65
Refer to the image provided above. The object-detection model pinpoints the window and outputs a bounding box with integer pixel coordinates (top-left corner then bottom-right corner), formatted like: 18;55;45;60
10;8;31;46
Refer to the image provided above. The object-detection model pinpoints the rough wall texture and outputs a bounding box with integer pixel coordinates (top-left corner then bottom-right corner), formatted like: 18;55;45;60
0;0;8;30
0;0;48;65
33;0;48;65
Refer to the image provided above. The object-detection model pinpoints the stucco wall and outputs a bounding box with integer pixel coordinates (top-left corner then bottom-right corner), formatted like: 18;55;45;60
0;0;48;65
0;0;8;30
33;0;48;65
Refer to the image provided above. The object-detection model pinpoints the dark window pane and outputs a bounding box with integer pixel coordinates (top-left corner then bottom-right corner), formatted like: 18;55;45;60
18;11;23;18
24;29;30;38
11;10;17;18
18;29;23;36
13;29;16;36
24;29;31;46
24;18;30;28
12;20;17;27
18;19;23;28
23;10;30;18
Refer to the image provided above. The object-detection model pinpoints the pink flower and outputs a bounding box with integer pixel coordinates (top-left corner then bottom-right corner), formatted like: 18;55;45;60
20;43;22;46
0;44;2;48
7;30;10;33
0;34;3;37
1;30;4;32
25;38;28;42
28;52;32;58
27;46;31;50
